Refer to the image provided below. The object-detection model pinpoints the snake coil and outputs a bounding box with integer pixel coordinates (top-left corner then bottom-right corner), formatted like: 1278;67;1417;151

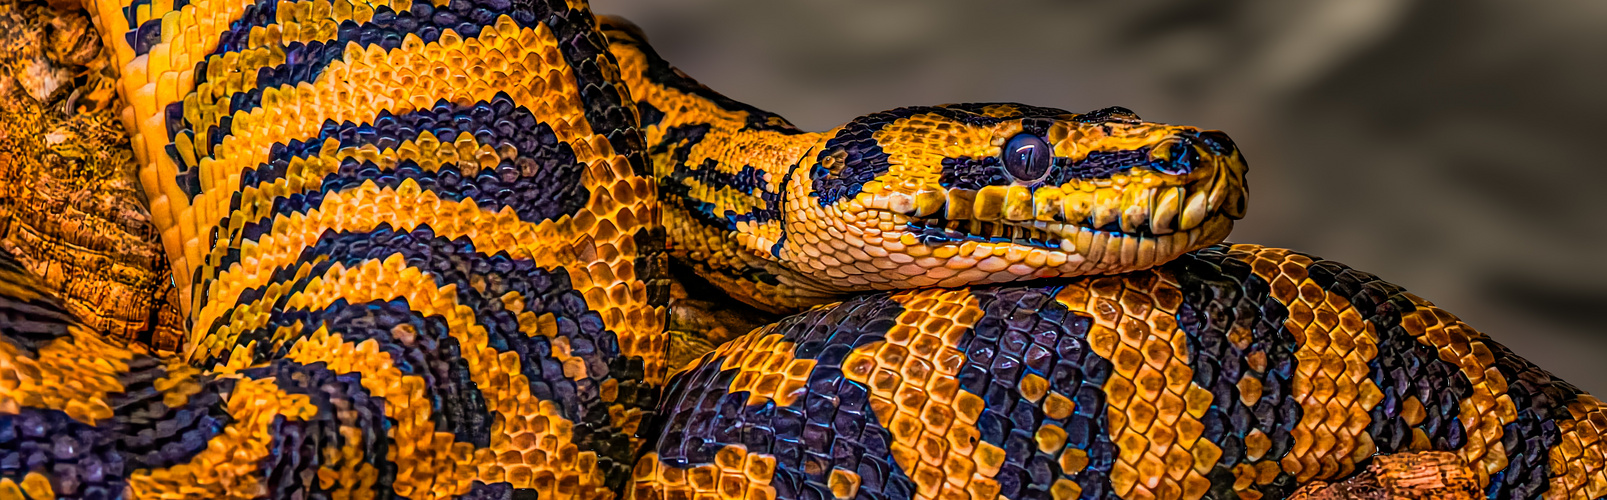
0;2;1601;500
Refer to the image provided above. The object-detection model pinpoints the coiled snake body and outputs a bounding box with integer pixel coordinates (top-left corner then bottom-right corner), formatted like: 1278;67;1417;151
0;1;1602;500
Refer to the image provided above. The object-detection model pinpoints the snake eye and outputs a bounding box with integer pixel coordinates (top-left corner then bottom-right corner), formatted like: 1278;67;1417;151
1003;133;1051;181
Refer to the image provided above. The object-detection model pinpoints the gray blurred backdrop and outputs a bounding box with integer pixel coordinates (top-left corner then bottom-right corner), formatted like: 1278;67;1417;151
592;0;1607;392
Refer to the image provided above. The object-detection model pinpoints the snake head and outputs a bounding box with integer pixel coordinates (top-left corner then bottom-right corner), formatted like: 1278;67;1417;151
784;103;1247;289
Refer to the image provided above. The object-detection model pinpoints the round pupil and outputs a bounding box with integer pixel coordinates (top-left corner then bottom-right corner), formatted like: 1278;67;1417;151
1003;133;1051;181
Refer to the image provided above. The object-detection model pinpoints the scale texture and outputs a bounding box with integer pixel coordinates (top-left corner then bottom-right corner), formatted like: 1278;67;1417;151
0;0;1603;499
637;244;1606;500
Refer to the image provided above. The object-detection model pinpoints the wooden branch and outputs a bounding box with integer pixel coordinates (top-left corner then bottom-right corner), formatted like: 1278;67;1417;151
1290;452;1480;500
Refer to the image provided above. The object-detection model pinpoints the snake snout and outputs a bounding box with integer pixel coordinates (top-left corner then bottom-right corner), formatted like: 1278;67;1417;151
1194;130;1237;155
1156;130;1238;175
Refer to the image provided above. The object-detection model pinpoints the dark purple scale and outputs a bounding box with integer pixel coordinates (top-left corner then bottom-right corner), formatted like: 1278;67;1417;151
644;294;918;500
1273;257;1481;457
458;481;533;500
254;359;394;495
1480;337;1576;499
954;287;1120;499
177;0;547;188
0;356;184;499
644;281;1129;500
218;290;493;449
203;99;586;315
1169;248;1308;499
543;10;651;175
651;123;782;232
0;262;79;354
1167;245;1566;499
205;224;648;489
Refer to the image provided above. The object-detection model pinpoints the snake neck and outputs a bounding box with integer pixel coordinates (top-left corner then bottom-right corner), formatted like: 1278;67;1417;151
601;18;843;314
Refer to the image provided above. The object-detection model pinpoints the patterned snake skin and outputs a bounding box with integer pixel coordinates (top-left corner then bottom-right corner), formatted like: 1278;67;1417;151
1;0;1605;499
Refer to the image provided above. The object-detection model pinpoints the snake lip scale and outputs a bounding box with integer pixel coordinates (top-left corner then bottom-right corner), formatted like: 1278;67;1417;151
874;155;1244;253
0;2;1601;500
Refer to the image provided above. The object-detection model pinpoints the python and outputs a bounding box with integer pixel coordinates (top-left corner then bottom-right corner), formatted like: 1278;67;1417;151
604;19;1246;313
0;1;1599;500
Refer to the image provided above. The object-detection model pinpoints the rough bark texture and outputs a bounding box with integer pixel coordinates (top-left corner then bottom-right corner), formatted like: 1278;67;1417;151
1290;452;1481;500
0;0;182;352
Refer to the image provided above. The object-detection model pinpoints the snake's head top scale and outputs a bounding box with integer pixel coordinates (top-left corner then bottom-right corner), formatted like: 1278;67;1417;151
785;103;1248;290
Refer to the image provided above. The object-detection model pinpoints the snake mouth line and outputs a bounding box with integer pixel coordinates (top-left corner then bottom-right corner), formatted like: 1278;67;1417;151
892;213;1229;253
862;161;1246;254
906;218;1165;246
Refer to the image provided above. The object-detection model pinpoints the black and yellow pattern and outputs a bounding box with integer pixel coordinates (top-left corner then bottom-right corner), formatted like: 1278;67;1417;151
0;0;1603;499
637;244;1607;500
599;19;1248;314
6;0;663;497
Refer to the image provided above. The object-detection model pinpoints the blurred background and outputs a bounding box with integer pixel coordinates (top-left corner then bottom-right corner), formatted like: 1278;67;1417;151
593;0;1607;392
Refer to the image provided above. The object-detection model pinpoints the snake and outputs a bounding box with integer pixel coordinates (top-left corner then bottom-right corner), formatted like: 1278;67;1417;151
0;0;1603;499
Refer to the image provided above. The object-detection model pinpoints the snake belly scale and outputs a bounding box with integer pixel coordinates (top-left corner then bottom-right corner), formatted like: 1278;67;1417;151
0;0;1605;500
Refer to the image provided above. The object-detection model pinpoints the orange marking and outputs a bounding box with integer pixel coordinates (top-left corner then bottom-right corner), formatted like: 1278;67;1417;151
254;257;611;499
190;173;660;376
607;29;828;312
686;326;814;407
191;18;610;247
188;19;611;264
103;8;654;343
153;358;208;410
317;421;379;500
287;330;478;498
838;288;992;500
1546;395;1607;500
222;130;513;248
1240;247;1384;483
0;326;135;424
286;330;600;499
1058;272;1216;500
195;183;561;343
630;446;779;500
1394;291;1516;485
1228;243;1515;489
127;376;318;499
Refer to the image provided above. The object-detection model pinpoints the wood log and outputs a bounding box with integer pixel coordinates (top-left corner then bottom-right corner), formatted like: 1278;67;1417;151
1290;452;1481;500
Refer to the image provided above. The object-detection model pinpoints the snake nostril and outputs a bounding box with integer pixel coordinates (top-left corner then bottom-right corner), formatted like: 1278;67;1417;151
1154;131;1236;175
1195;130;1236;155
1156;139;1200;175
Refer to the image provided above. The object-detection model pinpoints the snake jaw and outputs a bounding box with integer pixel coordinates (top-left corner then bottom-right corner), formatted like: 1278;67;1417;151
793;123;1247;289
906;139;1239;230
757;103;1251;293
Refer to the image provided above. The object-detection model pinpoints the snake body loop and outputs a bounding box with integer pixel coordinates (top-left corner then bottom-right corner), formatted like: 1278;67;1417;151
0;1;1601;500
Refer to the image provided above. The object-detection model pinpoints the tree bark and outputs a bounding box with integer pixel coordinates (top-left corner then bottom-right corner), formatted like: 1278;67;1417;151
1290;452;1480;500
